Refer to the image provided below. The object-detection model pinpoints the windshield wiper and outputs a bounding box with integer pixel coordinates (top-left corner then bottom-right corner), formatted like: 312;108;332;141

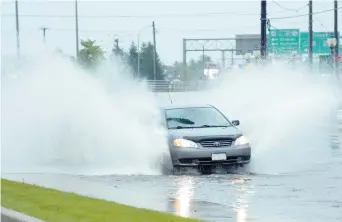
166;117;195;125
200;124;230;128
169;126;197;129
169;125;229;129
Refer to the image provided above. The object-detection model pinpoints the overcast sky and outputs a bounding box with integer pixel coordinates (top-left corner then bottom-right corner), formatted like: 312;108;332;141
1;0;341;65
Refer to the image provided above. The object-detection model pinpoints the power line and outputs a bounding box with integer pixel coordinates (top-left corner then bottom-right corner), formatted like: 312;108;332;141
49;27;255;33
2;7;338;21
1;11;260;18
269;6;342;20
3;21;312;35
271;0;308;12
312;18;329;31
1;8;302;19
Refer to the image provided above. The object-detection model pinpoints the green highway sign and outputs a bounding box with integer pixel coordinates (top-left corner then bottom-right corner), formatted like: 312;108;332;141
268;29;300;54
299;32;340;54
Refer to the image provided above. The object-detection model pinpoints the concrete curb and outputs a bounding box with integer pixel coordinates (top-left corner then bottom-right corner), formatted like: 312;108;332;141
1;207;45;222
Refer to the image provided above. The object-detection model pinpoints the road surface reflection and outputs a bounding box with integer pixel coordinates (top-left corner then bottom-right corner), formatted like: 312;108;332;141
232;178;251;222
172;176;194;218
167;175;253;221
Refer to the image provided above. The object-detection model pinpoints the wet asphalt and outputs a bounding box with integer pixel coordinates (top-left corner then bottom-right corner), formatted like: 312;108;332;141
3;145;341;222
75;149;342;222
2;94;342;222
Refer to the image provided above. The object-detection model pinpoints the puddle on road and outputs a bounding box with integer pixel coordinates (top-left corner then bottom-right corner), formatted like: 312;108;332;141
2;168;342;222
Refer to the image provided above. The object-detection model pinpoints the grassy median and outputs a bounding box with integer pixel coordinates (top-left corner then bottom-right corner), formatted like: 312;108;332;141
1;179;200;222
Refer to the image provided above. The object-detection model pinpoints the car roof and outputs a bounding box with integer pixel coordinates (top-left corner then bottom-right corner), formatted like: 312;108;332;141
160;104;214;110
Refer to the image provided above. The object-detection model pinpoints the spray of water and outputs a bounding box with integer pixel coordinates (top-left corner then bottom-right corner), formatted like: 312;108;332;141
1;51;169;175
162;63;341;174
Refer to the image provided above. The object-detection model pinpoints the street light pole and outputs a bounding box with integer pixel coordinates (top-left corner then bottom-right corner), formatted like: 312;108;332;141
202;45;205;71
202;41;210;77
334;0;339;76
137;34;141;78
75;0;79;60
308;0;313;69
40;27;48;43
15;0;20;58
152;21;157;81
327;37;337;76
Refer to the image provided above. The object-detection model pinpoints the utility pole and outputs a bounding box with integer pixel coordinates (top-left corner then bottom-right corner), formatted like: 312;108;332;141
152;21;157;81
15;0;20;58
75;0;79;60
114;38;119;48
202;45;205;71
182;39;187;80
40;27;48;43
308;0;313;69
231;50;234;67
334;0;339;77
260;0;267;60
137;36;141;78
137;25;151;79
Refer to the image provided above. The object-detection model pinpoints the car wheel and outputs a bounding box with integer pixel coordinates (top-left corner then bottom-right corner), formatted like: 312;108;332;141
172;166;183;174
199;166;213;175
160;153;173;175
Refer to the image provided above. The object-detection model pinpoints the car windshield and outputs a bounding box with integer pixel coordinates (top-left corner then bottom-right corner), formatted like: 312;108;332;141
165;107;231;129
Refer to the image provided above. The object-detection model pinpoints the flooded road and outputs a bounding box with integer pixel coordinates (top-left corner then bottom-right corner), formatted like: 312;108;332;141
73;149;342;222
3;146;341;222
2;91;342;222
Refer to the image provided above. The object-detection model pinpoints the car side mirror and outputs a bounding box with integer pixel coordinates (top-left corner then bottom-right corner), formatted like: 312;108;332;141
232;120;240;126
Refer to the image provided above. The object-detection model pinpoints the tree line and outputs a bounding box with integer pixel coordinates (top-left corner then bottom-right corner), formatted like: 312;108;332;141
76;39;164;80
75;38;213;81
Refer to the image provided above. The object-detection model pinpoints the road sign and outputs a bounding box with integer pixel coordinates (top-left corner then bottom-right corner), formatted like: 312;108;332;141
299;32;340;54
268;29;300;54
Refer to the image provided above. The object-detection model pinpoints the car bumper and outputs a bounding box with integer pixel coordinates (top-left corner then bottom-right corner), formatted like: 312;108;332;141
170;144;251;167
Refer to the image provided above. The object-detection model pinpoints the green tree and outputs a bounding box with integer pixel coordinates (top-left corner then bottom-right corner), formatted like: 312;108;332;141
128;41;138;77
171;55;212;81
78;39;105;68
112;39;124;57
172;61;183;76
139;42;164;80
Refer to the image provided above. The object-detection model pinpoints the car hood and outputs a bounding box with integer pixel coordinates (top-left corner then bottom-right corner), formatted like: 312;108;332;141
168;126;242;142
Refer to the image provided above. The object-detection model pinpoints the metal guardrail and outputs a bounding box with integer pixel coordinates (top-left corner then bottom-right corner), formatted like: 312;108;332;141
145;80;214;92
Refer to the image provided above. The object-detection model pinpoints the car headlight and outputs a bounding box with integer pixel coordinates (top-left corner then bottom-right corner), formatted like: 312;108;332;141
234;136;250;146
173;138;198;148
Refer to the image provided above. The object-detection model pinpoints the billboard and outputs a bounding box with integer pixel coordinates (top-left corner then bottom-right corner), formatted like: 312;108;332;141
235;34;261;55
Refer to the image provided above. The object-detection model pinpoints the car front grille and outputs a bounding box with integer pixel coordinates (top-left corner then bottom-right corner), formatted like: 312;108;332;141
200;139;233;148
179;156;250;164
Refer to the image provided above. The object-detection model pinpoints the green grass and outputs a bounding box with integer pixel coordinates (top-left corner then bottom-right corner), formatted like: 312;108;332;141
1;179;201;222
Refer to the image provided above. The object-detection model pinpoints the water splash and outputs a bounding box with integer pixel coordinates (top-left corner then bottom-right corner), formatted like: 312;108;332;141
1;51;169;175
159;63;341;174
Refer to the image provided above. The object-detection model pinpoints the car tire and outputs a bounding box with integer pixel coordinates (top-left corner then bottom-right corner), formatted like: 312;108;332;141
172;166;183;174
160;153;174;175
199;166;213;175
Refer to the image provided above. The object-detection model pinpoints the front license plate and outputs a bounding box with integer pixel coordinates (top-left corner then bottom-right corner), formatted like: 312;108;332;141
211;153;226;161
